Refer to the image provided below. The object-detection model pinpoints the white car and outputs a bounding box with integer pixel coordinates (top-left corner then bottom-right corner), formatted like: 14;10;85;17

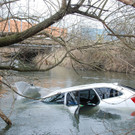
41;83;135;114
15;82;135;115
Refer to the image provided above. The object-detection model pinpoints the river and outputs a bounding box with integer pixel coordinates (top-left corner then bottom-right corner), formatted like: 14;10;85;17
0;67;135;135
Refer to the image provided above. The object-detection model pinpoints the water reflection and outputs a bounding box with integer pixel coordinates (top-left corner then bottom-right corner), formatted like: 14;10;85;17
67;106;122;134
79;106;121;119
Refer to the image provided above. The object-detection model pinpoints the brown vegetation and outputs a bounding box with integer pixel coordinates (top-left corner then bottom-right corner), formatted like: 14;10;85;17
33;44;135;73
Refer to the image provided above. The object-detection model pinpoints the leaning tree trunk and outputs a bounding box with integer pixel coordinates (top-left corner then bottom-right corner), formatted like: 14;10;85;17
0;109;12;126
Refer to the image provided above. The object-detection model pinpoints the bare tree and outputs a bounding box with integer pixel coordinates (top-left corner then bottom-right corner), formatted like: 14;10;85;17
0;0;134;72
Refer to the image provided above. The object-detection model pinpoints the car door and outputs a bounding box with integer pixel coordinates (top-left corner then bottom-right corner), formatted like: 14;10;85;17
64;91;80;114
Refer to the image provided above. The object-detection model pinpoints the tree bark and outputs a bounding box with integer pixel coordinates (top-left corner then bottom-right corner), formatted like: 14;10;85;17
0;110;12;126
0;8;68;47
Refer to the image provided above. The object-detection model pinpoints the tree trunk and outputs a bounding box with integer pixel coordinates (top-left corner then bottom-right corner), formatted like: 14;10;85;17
0;110;12;126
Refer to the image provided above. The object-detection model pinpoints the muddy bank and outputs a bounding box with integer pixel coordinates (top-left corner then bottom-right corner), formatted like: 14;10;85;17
33;45;135;73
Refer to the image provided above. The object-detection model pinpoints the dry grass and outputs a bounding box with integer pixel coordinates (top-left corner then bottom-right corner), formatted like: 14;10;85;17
33;45;135;73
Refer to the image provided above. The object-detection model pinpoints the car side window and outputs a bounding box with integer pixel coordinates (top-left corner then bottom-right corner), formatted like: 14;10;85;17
66;92;78;106
43;93;65;104
95;87;122;99
80;90;89;99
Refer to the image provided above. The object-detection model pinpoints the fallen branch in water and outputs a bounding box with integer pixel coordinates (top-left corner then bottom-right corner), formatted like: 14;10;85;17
0;109;12;126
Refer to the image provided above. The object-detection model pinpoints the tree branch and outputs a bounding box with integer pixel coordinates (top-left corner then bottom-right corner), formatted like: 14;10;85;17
0;110;12;126
117;0;135;8
61;0;66;9
0;8;68;47
0;0;19;7
108;33;135;38
74;7;135;50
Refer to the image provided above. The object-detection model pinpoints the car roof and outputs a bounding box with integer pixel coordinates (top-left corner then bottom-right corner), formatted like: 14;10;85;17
43;83;121;98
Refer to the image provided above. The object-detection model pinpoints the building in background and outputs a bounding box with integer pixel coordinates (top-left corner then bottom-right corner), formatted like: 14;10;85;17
81;27;104;41
81;27;115;41
0;19;67;38
0;19;32;32
44;26;67;38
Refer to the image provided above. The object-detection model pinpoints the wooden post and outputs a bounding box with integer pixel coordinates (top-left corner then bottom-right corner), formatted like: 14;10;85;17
0;110;12;126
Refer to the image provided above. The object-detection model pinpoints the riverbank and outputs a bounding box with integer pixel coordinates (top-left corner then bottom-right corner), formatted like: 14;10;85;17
33;45;135;73
1;42;135;73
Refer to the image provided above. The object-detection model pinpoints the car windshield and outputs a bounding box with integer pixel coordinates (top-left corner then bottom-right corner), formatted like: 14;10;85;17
42;93;65;104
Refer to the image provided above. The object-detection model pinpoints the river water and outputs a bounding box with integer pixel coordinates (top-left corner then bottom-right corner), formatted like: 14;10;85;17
0;67;135;135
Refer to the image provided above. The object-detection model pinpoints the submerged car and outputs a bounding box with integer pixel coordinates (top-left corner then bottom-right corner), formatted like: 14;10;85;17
15;82;135;114
41;83;135;113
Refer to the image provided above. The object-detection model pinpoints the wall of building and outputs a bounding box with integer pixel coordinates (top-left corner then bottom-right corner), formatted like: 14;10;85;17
0;19;67;37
